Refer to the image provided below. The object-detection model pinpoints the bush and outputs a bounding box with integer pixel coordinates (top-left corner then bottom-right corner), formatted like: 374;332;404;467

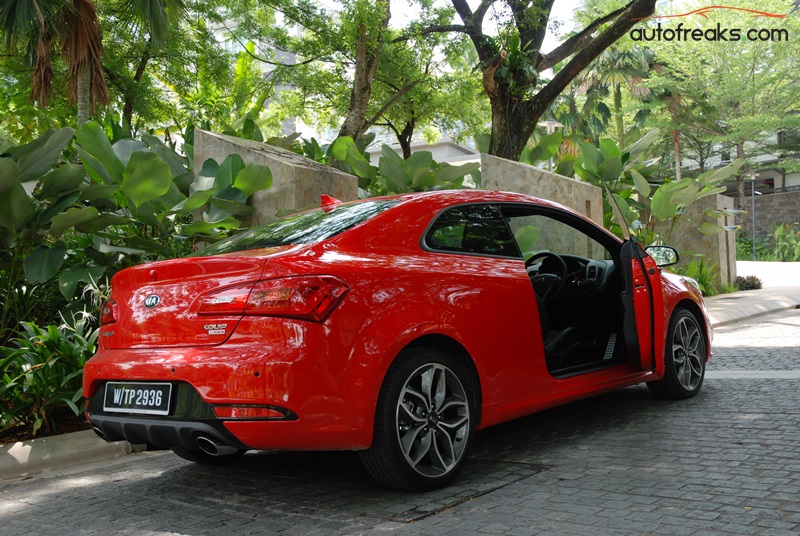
735;275;763;291
676;256;720;297
0;312;97;437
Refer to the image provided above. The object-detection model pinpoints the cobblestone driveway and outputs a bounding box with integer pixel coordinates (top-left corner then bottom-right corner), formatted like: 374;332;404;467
2;310;799;536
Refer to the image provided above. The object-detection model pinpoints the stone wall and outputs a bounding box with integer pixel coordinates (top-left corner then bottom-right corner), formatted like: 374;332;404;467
737;190;800;240
480;154;604;225
193;130;358;224
654;194;737;287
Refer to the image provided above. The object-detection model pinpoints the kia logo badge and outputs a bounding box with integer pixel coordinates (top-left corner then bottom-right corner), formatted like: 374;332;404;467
144;295;161;308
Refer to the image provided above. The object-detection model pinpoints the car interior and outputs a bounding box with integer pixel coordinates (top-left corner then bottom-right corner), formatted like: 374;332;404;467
502;207;631;377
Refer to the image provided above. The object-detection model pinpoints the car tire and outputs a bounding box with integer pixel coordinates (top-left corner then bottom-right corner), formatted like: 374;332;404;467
170;444;247;465
647;308;706;400
359;347;476;491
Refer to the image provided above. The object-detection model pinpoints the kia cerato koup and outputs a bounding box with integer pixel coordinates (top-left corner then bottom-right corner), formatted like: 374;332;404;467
83;190;711;490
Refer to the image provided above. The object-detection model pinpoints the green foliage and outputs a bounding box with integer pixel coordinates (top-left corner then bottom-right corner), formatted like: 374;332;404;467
735;275;763;291
0;122;275;344
736;235;774;261
675;256;720;297
773;223;800;262
0;312;97;437
330;136;479;196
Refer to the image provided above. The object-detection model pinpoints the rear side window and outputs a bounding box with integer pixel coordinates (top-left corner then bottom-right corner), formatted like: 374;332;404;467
424;204;520;258
196;200;398;256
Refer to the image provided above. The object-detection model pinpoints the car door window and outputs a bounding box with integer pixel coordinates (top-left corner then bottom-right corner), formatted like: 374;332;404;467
503;209;611;261
425;204;521;258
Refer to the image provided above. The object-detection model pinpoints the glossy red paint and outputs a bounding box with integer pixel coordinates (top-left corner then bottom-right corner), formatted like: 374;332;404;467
83;190;711;459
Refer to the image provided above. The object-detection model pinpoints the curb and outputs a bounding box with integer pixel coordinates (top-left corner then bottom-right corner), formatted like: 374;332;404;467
0;429;135;480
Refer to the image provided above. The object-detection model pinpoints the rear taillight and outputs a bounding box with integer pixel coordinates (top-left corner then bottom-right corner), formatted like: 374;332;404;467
100;300;118;325
198;275;348;322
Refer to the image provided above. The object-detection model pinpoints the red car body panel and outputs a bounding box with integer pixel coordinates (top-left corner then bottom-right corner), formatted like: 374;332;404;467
83;190;712;452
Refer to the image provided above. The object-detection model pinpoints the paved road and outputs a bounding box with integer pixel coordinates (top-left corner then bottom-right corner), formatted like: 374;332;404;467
2;310;799;536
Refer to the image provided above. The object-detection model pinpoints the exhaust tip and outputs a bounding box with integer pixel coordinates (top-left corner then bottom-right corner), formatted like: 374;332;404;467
92;426;108;442
196;435;220;456
195;435;240;456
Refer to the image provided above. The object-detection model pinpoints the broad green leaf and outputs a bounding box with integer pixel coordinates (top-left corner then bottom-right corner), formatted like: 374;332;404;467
49;206;100;237
123;237;172;257
670;183;701;206
15;127;75;182
141;133;190;181
599;156;623;182
173;172;194;195
80;184;120;201
623;129;659;158
554;154;575;177
612;194;636;228
599;138;621;159
37;164;85;199
380;144;405;166
0;184;35;234
74;214;131;233
182;217;241;236
37;191;81;226
233;163;273;197
120;152;171;208
345;147;376;180
403;151;433;176
214;154;245;191
697;158;745;184
76;122;124;184
629;168;651;197
650;187;678;221
378;155;408;192
205;186;247;222
573;162;599;184
696;185;727;200
698;222;724;235
0;158;19;195
190;158;219;194
58;264;106;299
112;138;149;166
435;162;480;183
208;198;254;216
332;136;358;162
515;225;541;254
172;189;214;214
24;245;67;284
579;142;603;175
412;169;437;190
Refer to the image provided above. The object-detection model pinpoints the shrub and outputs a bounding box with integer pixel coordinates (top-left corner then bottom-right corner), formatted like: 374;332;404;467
735;275;763;291
0;312;97;437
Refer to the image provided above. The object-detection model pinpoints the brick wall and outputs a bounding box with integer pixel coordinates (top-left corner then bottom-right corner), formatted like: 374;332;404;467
737;190;800;239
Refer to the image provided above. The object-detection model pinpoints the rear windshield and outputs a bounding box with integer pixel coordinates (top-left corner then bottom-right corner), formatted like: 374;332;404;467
195;200;398;256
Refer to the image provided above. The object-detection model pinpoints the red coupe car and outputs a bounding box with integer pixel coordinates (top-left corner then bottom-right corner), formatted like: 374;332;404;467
83;190;711;490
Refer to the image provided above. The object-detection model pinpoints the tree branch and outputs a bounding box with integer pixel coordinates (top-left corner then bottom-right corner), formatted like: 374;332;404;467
365;77;424;128
535;0;656;113
538;4;629;71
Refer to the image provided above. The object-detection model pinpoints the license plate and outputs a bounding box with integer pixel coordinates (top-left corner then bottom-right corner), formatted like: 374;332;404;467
103;382;172;415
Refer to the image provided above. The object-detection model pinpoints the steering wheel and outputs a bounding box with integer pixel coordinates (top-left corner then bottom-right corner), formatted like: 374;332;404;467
526;252;568;303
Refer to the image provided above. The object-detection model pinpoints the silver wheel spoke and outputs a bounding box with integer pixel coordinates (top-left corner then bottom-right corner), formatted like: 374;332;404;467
395;361;471;478
672;317;704;391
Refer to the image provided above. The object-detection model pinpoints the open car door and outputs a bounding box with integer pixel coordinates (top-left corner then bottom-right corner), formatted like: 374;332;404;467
619;240;664;371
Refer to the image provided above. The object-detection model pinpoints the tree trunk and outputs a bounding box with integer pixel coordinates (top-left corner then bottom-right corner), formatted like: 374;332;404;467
488;94;539;161
672;129;681;181
397;121;414;159
337;2;391;141
614;84;624;145
736;142;746;211
76;63;91;125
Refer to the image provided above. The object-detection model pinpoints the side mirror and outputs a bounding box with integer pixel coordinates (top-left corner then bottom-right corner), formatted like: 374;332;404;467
645;245;679;267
